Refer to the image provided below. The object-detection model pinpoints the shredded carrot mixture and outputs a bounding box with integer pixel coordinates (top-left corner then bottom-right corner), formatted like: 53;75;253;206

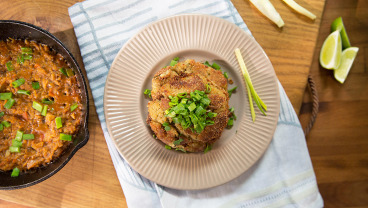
0;39;84;171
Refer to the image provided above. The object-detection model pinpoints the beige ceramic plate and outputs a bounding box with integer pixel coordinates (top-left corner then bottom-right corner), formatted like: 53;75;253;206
104;14;280;190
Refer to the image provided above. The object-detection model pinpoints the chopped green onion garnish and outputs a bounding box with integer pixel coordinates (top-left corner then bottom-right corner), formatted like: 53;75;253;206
194;124;204;133
195;106;206;116
170;60;178;66
41;105;48;116
200;97;211;106
208;112;217;119
188;102;196;112
32;82;40;90
4;98;15;109
9;146;20;153
169;96;179;105
203;61;212;67
12;78;25;88
60;133;72;141
206;120;215;125
211;62;221;70
59;68;68;76
32;101;43;112
227;117;234;128
181;98;187;104
228;86;237;97
224;72;228;79
170;57;179;66
167;111;176;118
205;83;211;93
162;122;171;131
175;148;186;153
23;134;35;140
190;90;204;101
203;61;221;70
11;167;20;177
0;92;12;100
229;107;237;120
144;89;151;98
66;68;75;77
164;90;216;134
12;139;22;147
177;92;187;98
17;90;30;95
6;61;14;71
15;130;23;142
1;121;11;128
204;144;212;153
0;112;4;117
23;54;32;60
165;145;172;150
172;117;180;123
21;47;32;54
42;98;53;104
55;117;62;129
173;138;183;146
0;124;3;131
70;103;78;112
17;55;24;64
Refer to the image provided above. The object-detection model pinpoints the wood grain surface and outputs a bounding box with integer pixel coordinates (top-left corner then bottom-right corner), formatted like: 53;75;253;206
233;0;325;114
299;0;368;207
0;0;325;207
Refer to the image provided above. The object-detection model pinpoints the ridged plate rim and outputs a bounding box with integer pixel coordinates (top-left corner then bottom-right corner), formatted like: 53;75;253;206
104;14;280;190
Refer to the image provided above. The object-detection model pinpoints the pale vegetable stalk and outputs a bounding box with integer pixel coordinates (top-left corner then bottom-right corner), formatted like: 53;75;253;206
283;0;316;20
234;48;267;122
249;0;285;28
245;73;256;122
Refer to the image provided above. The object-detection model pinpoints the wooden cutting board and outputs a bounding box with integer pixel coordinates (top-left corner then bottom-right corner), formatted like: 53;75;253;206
0;0;325;207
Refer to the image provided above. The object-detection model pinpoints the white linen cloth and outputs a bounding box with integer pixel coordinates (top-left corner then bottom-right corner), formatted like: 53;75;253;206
68;0;323;207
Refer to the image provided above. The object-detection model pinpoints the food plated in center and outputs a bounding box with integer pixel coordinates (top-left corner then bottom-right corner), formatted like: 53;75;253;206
104;14;280;189
147;59;230;152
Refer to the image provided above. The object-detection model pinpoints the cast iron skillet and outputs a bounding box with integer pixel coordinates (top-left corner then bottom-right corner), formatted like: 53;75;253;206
0;20;89;189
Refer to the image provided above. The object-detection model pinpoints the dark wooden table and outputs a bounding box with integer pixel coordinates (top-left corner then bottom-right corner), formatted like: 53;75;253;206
0;0;325;207
299;0;368;207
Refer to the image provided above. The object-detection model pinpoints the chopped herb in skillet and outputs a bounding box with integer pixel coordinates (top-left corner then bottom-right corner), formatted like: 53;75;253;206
11;167;20;177
6;61;13;71
32;82;40;90
12;78;25;88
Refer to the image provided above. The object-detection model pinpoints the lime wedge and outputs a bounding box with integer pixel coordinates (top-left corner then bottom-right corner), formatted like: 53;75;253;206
331;17;351;49
320;30;342;69
334;47;359;83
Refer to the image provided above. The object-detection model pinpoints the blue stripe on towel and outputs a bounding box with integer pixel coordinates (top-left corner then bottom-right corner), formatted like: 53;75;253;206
179;1;223;13
77;7;152;39
73;0;144;29
79;4;111;71
69;0;116;18
79;16;157;50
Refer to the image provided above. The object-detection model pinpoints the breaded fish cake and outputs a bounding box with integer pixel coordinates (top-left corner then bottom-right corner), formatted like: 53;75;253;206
147;59;229;152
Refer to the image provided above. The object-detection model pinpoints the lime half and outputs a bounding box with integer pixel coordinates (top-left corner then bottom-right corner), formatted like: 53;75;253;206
334;47;359;83
320;30;342;69
331;17;351;49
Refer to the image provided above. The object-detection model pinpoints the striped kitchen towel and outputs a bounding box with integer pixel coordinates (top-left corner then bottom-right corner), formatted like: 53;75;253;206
68;0;323;207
